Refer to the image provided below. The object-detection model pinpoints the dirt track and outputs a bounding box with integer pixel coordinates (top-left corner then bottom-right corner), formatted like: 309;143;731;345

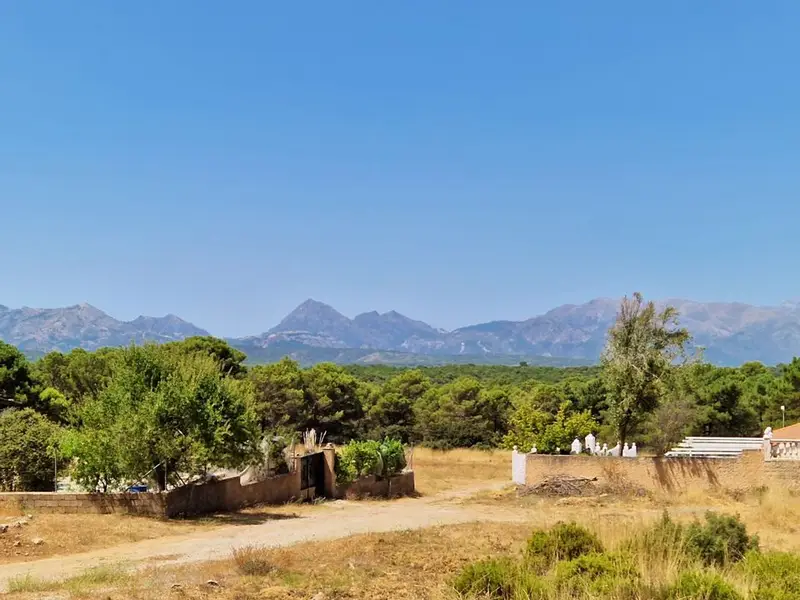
0;483;516;592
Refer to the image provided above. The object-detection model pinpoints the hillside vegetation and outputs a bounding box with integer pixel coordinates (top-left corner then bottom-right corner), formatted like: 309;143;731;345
1;293;799;493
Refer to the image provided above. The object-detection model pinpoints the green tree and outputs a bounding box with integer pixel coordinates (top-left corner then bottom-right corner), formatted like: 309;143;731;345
166;336;248;378
0;341;37;411
0;408;61;491
249;359;366;442
361;370;431;442
601;293;692;450
687;365;760;437
63;344;258;492
249;357;307;433
34;348;117;418
301;363;366;442
414;377;511;448
503;400;597;454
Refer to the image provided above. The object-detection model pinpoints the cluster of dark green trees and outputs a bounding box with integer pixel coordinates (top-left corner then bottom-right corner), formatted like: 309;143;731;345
2;294;800;492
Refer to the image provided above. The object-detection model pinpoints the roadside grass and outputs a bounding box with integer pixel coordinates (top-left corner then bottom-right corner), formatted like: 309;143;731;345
7;563;130;595
0;504;306;566
6;490;800;599
7;449;800;599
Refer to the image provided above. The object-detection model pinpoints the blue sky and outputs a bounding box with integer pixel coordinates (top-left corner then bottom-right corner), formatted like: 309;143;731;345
2;2;800;336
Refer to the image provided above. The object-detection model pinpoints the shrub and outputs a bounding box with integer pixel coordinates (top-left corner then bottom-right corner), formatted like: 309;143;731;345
378;438;407;477
452;557;543;599
0;408;60;491
624;511;690;567
739;551;800;600
663;571;743;600
335;438;406;485
525;522;603;573
232;545;277;576
685;512;758;567
554;551;640;596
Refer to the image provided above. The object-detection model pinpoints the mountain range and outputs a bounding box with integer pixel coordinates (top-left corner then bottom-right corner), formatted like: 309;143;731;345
4;298;800;366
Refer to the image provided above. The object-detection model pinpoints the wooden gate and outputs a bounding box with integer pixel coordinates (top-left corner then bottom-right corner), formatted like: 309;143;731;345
300;452;326;500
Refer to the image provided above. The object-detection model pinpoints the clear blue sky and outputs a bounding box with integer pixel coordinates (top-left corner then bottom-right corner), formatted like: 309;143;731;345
3;2;800;336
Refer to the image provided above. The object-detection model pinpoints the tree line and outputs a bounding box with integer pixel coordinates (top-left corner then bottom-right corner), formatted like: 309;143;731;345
2;293;800;492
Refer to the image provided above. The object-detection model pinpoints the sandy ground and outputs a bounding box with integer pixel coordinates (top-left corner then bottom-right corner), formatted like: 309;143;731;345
0;482;517;592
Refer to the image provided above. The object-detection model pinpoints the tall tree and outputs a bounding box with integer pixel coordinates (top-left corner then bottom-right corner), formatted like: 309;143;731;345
0;341;36;410
166;336;248;378
63;344;258;492
601;293;692;450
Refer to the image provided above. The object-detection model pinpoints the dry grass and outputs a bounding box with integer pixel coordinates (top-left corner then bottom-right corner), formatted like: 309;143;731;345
7;563;130;595
7;489;800;599
411;447;510;496
0;504;304;565
8;449;800;599
0;513;209;565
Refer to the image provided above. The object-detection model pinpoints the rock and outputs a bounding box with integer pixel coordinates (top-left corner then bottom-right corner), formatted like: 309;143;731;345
31;538;44;546
310;594;326;600
26;514;33;520
0;524;7;534
206;580;220;587
12;541;21;547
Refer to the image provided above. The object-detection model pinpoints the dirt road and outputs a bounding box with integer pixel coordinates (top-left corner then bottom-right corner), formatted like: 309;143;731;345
0;483;517;592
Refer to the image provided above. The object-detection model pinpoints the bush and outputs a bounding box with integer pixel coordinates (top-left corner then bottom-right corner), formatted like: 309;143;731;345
452;557;543;599
663;571;743;600
685;512;758;567
335;438;406;485
624;512;690;567
739;551;800;600
554;551;640;596
232;545;277;576
0;408;60;491
378;438;407;477
525;522;603;573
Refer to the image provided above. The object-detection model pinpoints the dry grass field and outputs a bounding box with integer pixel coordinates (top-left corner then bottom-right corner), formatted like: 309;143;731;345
410;446;511;496
0;504;306;565
5;449;800;599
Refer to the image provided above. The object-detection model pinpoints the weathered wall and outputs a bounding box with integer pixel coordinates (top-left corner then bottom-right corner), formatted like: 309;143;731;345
0;492;167;516
523;450;800;493
165;470;301;517
338;472;416;499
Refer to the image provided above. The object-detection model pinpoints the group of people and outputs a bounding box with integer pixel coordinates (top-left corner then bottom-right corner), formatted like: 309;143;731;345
526;432;638;457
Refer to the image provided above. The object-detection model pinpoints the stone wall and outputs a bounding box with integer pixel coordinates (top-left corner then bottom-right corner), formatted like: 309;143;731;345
337;471;416;499
0;447;416;517
0;492;167;516
166;469;302;517
522;449;800;494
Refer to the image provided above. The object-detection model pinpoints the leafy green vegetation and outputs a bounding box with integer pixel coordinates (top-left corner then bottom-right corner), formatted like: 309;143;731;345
4;293;800;492
453;513;786;600
335;438;407;485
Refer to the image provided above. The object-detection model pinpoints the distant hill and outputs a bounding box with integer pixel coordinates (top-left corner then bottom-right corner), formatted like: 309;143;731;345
6;296;800;366
0;303;209;353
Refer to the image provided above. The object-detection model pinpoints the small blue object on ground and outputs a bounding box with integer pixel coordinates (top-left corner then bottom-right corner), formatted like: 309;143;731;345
128;485;148;493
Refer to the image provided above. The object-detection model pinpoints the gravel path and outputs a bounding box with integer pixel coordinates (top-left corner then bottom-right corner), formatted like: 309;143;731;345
0;482;516;592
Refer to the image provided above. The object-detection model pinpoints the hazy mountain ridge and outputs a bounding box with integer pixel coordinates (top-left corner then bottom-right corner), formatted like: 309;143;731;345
0;303;209;352
4;297;800;366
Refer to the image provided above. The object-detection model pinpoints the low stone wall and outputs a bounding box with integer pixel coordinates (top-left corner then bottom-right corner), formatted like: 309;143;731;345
166;470;301;517
338;471;416;499
0;492;167;516
522;449;800;494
